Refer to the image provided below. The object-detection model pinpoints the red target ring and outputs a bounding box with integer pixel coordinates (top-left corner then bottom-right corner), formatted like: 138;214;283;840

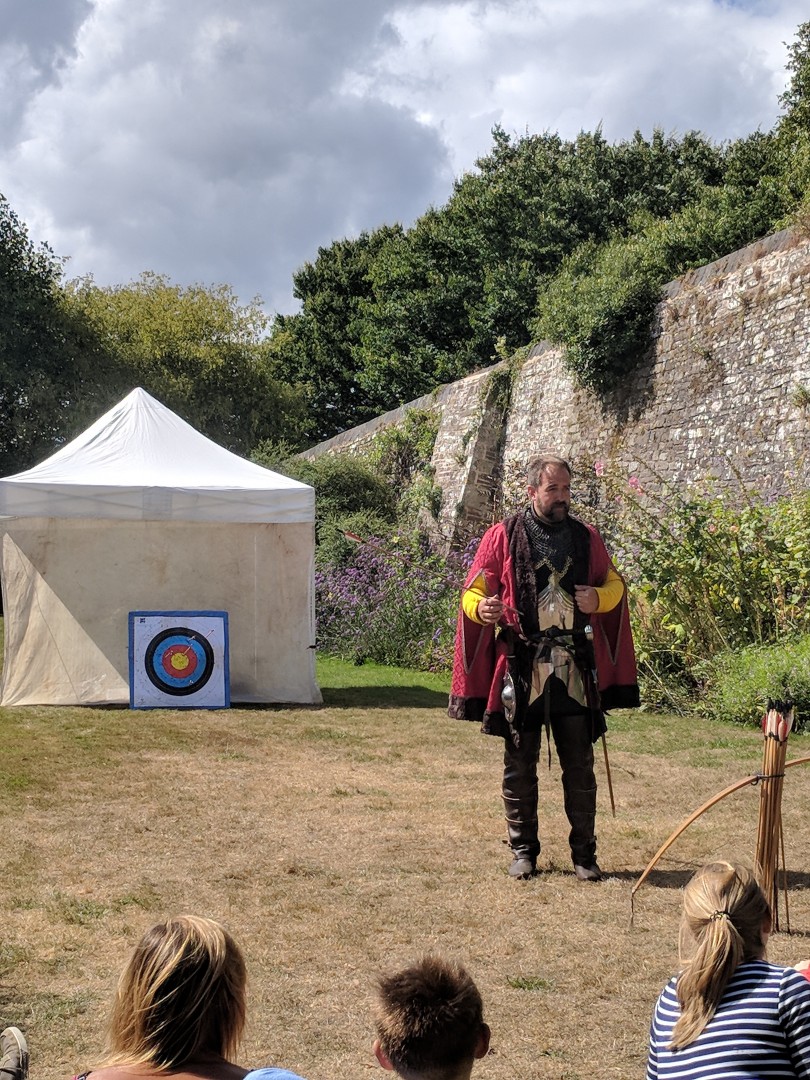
145;627;214;696
161;644;200;678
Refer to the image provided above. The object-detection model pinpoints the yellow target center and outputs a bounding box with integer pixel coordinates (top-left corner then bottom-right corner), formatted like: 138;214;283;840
171;653;190;672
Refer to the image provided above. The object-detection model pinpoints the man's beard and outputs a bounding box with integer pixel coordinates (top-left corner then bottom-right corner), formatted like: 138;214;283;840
536;501;569;523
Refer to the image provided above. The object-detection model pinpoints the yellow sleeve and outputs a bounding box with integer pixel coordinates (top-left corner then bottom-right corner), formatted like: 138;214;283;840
461;570;490;624
594;566;625;613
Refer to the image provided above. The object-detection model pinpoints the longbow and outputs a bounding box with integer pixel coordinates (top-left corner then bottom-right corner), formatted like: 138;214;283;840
630;754;810;916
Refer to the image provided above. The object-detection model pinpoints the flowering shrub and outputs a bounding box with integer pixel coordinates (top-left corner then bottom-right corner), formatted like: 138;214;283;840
315;534;479;670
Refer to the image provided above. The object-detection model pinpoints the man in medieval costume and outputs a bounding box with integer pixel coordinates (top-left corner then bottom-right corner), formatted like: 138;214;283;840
448;454;639;881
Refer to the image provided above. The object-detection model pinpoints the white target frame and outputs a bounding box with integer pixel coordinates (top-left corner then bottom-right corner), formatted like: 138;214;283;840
129;610;230;709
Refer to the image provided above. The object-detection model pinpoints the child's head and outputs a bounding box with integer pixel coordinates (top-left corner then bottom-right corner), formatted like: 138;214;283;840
679;861;770;964
671;862;771;1050
105;915;246;1068
373;956;490;1080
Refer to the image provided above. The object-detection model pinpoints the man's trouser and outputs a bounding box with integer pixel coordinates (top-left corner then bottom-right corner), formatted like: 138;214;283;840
502;688;597;866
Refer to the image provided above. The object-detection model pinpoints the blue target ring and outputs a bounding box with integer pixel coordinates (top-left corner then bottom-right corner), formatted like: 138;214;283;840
144;627;215;696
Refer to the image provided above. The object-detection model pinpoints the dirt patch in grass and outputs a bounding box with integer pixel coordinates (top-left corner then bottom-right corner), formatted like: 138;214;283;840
0;673;809;1080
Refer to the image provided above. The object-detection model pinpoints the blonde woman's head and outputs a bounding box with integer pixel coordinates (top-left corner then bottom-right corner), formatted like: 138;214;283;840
105;915;246;1069
680;861;770;962
671;862;770;1050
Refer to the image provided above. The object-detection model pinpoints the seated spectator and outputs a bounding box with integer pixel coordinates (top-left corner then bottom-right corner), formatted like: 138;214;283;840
67;914;306;1080
373;955;490;1080
646;861;810;1079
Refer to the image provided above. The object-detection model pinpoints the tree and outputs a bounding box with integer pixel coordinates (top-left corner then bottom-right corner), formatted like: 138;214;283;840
266;227;402;441
0;194;110;474
780;20;810;136
355;210;483;406
354;127;725;405
533;135;791;391
777;21;810;207
66;273;307;454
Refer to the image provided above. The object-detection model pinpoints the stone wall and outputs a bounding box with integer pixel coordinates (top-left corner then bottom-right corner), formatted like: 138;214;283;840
305;227;810;549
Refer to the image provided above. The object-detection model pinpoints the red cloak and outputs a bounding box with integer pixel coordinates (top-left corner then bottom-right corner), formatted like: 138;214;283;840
448;514;639;739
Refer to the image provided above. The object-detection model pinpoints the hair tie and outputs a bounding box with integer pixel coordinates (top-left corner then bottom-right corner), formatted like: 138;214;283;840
709;910;729;922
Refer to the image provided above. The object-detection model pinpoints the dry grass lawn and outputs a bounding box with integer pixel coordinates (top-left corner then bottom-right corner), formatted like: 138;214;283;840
0;656;809;1080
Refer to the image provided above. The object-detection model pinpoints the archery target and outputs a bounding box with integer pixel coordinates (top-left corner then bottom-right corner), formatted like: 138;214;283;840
129;611;229;708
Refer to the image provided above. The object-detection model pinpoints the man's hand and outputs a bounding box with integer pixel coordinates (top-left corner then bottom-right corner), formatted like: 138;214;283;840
575;585;599;614
477;595;505;624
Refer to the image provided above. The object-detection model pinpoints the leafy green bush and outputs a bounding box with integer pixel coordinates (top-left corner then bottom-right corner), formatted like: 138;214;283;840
534;233;665;390
295;454;398;534
698;637;810;727
586;460;810;718
629;486;810;656
251;443;398;546
367;408;439;485
366;408;442;526
250;437;305;472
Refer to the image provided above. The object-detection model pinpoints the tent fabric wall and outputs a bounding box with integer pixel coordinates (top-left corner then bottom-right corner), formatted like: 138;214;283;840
0;519;319;706
0;389;321;707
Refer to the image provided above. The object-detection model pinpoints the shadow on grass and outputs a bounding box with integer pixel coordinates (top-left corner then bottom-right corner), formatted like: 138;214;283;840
319;684;448;709
628;868;810;892
627;868;694;890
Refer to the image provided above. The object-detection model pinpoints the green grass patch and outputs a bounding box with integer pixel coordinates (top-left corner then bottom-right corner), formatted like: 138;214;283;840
507;975;554;991
316;654;449;708
0;941;30;976
23;990;95;1025
297;724;364;744
699;636;810;727
48;891;110;925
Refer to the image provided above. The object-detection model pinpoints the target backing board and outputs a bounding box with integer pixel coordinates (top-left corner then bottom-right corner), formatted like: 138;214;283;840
129;611;230;709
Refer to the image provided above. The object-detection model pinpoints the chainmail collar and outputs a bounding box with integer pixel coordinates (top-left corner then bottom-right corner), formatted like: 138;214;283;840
523;505;574;573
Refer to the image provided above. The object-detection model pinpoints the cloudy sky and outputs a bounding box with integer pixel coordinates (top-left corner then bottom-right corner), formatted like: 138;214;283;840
1;0;807;315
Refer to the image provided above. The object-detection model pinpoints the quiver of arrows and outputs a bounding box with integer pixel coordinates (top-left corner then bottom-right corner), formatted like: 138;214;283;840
755;699;793;929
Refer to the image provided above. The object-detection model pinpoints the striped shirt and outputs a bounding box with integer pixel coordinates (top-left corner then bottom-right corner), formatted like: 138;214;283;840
647;961;810;1079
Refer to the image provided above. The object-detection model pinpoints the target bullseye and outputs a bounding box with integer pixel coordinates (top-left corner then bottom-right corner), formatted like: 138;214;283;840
162;644;198;676
145;627;214;696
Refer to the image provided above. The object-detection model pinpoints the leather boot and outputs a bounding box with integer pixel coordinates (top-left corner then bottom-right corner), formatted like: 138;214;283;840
564;785;598;867
502;728;541;868
551;708;598;868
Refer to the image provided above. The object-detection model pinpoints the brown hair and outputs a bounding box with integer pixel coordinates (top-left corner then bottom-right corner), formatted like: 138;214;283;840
104;915;246;1069
670;862;770;1049
526;454;571;488
375;956;484;1080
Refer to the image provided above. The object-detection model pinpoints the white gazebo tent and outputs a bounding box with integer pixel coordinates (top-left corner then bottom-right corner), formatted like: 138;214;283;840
0;388;321;706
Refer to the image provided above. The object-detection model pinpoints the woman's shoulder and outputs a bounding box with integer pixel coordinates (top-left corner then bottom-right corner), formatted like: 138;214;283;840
732;959;810;993
737;959;800;977
653;973;680;1012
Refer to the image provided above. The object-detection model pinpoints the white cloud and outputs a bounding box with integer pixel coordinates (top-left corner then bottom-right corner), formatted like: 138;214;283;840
352;0;808;166
0;0;806;314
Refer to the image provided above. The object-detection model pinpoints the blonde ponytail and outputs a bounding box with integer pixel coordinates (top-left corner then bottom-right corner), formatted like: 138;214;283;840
669;863;769;1050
